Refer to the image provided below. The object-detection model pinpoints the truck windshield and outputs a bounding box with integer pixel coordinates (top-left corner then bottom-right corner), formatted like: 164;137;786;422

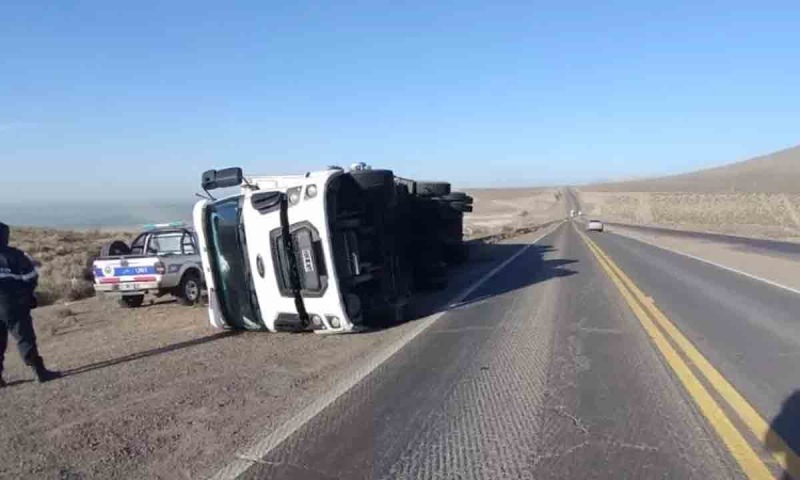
204;196;263;329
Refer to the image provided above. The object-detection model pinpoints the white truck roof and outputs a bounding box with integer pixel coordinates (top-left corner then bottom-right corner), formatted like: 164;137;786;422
245;169;340;191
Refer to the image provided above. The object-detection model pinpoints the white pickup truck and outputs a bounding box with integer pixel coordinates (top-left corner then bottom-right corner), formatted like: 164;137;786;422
92;224;204;308
193;165;472;333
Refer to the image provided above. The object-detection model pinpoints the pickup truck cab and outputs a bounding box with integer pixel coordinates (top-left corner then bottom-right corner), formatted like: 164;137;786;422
93;224;204;307
194;166;471;334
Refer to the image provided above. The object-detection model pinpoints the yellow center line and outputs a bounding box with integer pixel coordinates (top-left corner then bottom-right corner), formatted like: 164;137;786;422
580;228;800;479
576;227;774;479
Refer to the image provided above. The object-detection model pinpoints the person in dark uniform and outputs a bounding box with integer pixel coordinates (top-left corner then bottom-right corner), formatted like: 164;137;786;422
0;222;61;387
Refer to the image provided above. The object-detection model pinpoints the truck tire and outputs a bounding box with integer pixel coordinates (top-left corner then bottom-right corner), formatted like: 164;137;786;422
119;294;144;308
351;170;397;206
416;182;450;197
415;262;448;291
444;243;469;265
370;302;406;328
440;192;471;203
448;201;473;213
101;240;130;257
177;270;202;306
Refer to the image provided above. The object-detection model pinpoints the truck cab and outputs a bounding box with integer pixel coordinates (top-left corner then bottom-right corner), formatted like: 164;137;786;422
195;169;357;332
194;166;471;334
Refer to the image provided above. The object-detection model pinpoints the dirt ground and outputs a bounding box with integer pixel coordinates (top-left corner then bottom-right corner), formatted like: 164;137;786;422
607;224;800;292
578;190;800;242
463;187;567;239
0;230;554;480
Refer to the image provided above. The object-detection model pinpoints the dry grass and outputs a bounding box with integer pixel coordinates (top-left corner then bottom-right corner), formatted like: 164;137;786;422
9;227;136;306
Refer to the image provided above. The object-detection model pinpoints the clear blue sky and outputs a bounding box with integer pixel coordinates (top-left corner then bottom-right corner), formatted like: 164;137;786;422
2;1;799;203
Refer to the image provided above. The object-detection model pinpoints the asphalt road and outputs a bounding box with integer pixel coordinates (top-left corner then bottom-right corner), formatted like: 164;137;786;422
228;221;784;479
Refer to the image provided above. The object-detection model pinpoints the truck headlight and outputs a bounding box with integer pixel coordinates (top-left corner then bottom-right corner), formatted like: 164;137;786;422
306;184;317;199
287;186;302;205
329;316;341;328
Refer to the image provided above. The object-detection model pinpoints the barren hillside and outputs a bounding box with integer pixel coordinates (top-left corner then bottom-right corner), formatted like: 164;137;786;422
579;144;800;241
463;187;567;239
589;144;800;193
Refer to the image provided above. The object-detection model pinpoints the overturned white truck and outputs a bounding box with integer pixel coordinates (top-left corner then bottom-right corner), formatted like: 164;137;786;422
193;165;472;333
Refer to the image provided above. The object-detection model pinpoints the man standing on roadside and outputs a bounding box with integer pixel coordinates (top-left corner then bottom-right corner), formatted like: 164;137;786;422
0;222;61;387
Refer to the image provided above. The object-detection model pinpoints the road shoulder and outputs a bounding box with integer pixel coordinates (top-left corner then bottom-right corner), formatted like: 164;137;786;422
609;224;800;293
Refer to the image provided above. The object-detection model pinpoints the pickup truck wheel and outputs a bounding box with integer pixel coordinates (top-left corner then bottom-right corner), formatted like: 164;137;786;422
177;271;202;306
101;240;130;257
119;294;144;308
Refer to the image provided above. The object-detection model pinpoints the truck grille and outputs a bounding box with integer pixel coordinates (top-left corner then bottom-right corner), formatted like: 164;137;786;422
270;223;328;297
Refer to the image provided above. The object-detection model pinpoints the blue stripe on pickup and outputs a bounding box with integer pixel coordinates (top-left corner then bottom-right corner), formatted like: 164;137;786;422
113;266;157;276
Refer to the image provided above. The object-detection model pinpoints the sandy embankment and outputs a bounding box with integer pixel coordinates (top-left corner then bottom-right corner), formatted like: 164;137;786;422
579;191;800;243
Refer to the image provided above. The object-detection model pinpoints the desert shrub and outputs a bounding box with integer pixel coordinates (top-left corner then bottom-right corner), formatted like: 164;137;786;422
54;307;76;318
35;277;61;306
9;227;135;306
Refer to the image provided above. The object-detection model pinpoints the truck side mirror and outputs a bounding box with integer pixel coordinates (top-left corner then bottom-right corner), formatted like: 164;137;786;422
202;167;243;190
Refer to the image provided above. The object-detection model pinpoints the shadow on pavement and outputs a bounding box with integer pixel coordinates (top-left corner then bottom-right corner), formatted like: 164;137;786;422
767;389;800;480
62;240;574;373
405;242;578;324
4;378;34;387
62;331;240;378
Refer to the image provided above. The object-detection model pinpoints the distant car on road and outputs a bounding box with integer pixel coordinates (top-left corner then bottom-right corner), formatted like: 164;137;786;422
587;220;604;232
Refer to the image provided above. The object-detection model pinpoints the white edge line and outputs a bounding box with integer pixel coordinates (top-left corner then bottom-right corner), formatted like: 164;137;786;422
610;228;800;297
210;221;565;480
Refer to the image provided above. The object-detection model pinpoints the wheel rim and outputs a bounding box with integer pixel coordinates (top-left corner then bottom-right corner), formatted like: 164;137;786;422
186;280;199;301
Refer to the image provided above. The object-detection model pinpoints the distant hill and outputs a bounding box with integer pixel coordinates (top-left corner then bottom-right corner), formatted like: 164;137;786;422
586;144;800;193
0;201;194;229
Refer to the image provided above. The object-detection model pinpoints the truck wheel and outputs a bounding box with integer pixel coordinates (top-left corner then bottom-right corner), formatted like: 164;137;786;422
101;240;130;257
378;303;407;328
444;244;469;265
351;170;397;206
440;192;471;203
177;271;202;306
416;182;450;197
119;294;144;308
448;202;473;213
415;262;448;291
